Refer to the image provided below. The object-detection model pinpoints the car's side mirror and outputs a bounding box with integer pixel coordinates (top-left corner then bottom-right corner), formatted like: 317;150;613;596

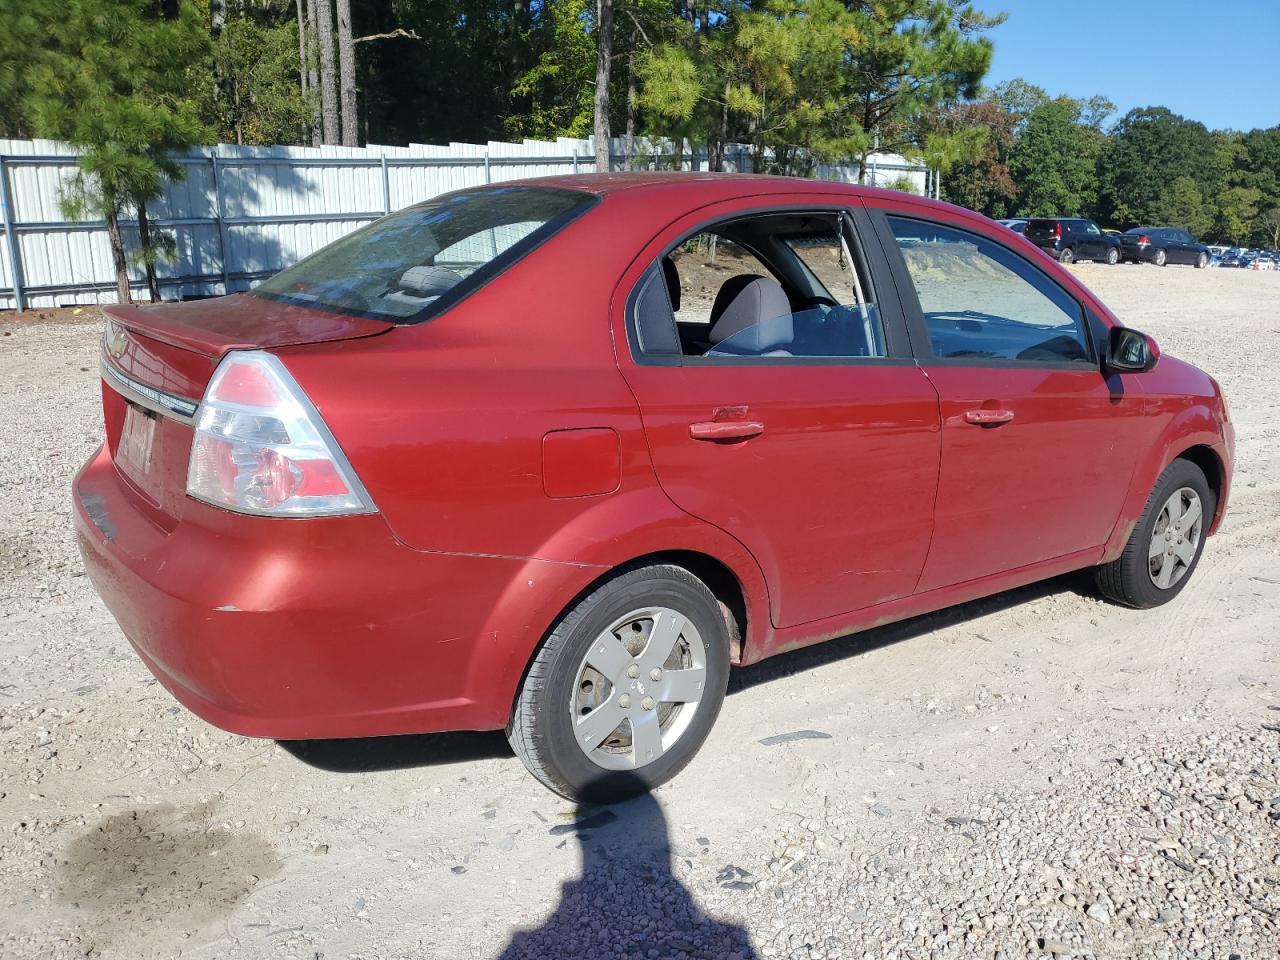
1107;326;1160;373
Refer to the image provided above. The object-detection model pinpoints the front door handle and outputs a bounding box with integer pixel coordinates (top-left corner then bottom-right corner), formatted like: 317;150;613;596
689;420;764;441
963;408;1015;426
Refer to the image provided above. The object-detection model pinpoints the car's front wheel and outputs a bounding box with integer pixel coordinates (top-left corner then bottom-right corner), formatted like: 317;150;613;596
1106;247;1120;265
1095;459;1214;609
507;564;732;800
1196;252;1209;269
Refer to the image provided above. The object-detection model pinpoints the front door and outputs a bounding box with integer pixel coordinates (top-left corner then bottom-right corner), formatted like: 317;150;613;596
613;199;942;628
877;211;1148;592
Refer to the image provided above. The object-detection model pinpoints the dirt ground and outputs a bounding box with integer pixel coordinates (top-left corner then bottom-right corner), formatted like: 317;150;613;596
0;263;1277;959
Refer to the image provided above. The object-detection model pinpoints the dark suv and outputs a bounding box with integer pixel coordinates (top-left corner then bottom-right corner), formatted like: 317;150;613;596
1119;227;1211;268
1025;218;1121;264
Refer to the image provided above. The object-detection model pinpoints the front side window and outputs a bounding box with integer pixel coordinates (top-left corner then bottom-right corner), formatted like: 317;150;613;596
639;212;886;361
889;217;1092;365
254;186;594;322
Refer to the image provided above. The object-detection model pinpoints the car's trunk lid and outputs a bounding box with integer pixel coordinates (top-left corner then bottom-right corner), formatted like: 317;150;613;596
103;293;393;359
98;294;392;521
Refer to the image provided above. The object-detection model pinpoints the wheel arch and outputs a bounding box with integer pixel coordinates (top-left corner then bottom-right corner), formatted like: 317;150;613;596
1103;417;1231;562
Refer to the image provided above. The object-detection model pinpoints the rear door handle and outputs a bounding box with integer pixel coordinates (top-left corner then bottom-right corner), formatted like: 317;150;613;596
963;408;1015;426
689;420;764;441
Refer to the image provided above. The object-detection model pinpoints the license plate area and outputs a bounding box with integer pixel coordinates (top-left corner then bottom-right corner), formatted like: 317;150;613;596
116;402;158;483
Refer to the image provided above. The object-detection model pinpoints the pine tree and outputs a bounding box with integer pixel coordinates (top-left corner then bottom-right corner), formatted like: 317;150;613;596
23;0;210;303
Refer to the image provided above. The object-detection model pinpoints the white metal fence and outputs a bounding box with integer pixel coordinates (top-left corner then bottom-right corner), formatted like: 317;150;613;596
0;136;927;311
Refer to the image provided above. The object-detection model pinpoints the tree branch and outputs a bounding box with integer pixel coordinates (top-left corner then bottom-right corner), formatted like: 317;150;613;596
354;28;420;44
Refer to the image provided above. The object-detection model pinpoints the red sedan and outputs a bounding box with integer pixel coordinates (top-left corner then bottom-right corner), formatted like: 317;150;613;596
74;174;1234;799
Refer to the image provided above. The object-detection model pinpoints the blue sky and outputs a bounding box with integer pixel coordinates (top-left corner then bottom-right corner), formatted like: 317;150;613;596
983;2;1280;131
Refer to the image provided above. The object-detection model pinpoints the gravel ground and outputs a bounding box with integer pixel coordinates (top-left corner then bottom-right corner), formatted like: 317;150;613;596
1;264;1277;960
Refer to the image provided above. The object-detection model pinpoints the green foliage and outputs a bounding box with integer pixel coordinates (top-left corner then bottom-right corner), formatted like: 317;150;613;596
200;3;311;146
508;0;597;139
24;0;210;213
1097;107;1218;227
19;0;210;300
1007;97;1102;217
0;1;42;137
885;175;919;195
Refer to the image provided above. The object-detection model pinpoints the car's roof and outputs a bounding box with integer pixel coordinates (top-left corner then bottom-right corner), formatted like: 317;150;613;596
506;170;960;213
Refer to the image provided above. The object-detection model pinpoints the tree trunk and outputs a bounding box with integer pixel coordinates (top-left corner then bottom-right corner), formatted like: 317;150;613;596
335;0;357;146
104;208;131;305
135;200;161;303
314;0;340;144
592;0;613;172
623;49;636;171
296;0;308;100
304;0;322;145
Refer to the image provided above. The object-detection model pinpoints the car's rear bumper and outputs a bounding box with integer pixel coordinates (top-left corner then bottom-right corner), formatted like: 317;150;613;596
73;444;586;740
1121;245;1158;262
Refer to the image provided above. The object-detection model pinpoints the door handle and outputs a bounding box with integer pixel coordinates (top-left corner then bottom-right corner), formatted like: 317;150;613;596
689;420;764;441
963;408;1015;426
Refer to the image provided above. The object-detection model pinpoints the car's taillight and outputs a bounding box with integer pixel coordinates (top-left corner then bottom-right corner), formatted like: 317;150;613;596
1138;235;1150;245
1053;223;1062;238
187;351;375;517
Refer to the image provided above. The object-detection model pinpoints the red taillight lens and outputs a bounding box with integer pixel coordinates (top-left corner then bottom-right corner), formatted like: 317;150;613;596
186;352;375;517
1138;235;1150;245
1054;223;1062;238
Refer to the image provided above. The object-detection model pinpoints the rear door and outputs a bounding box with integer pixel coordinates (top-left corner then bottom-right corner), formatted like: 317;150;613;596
867;206;1148;591
613;196;942;629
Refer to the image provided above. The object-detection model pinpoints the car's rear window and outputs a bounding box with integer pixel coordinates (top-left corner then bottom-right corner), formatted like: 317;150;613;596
253;185;596;323
1026;219;1058;232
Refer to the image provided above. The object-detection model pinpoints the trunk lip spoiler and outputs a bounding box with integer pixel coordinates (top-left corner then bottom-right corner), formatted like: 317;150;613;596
101;358;200;424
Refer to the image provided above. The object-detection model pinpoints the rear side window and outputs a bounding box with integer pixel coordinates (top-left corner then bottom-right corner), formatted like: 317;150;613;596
632;211;887;362
254;186;595;323
888;217;1092;365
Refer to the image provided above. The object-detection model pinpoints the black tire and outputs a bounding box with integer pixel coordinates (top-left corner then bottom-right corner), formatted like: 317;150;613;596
1095;459;1215;609
1106;247;1120;265
1196;252;1209;269
507;564;732;801
1059;247;1075;264
1153;248;1168;267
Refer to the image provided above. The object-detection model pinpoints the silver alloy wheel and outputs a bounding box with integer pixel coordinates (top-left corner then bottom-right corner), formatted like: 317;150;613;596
1148;486;1203;590
570;607;708;771
1197;252;1208;268
1107;247;1119;264
1155;249;1167;266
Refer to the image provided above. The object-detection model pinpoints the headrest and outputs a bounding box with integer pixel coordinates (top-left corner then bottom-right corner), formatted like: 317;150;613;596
661;257;681;312
708;275;794;354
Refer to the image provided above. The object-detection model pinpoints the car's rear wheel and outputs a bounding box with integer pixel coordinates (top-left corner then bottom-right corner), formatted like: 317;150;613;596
1154;248;1168;266
1196;252;1209;269
1059;247;1075;264
1095;459;1214;609
1106;247;1120;265
507;564;731;801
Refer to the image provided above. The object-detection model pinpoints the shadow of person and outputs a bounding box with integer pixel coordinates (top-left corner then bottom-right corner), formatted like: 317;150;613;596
498;773;759;960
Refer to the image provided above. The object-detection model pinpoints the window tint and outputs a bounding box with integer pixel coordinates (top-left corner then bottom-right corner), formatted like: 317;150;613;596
254;186;594;322
889;217;1092;365
1084;222;1101;235
635;213;886;361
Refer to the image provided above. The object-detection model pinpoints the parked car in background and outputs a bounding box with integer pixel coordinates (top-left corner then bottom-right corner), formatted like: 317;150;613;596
1025;218;1122;264
1120;227;1210;268
73;175;1234;800
997;218;1028;234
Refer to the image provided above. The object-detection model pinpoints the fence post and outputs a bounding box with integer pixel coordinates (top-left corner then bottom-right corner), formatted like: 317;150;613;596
0;156;26;312
381;154;391;214
571;150;579;174
483;149;491;184
210;155;232;296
